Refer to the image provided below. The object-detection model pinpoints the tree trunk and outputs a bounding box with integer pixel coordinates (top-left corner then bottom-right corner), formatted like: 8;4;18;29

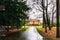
52;13;54;27
43;15;45;28
46;0;51;30
42;0;45;28
42;0;47;32
56;0;59;38
6;26;9;32
24;19;25;28
16;21;19;29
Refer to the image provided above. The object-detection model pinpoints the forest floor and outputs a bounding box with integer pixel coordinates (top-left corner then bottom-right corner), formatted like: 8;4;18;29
7;28;22;32
39;27;60;40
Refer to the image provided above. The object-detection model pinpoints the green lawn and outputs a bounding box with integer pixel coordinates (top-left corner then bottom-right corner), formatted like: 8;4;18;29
36;26;42;30
21;25;42;29
21;25;29;29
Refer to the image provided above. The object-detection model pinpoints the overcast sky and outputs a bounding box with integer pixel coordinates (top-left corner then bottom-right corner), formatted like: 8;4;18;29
23;0;56;21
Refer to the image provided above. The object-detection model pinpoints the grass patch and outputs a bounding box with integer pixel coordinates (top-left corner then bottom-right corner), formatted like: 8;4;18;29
36;26;42;30
21;25;43;30
21;25;29;29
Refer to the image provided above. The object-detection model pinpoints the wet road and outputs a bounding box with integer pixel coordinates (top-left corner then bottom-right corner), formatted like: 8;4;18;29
20;26;43;40
0;26;52;40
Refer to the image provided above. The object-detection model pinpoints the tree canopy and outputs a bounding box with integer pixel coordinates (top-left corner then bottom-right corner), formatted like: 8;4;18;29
0;0;30;27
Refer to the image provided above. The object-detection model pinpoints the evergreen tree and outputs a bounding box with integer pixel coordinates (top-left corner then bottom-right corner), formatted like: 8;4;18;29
0;0;30;31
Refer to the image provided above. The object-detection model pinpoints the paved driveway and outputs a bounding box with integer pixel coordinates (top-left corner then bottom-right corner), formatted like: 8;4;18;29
0;26;44;40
